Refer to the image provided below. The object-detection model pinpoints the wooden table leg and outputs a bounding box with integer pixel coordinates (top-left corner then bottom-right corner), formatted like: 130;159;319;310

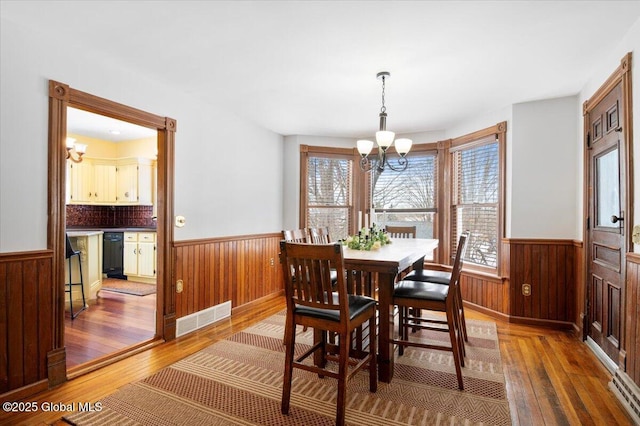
377;270;397;383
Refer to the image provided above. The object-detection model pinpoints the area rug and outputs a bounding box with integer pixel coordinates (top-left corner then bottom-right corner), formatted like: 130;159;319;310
99;278;156;296
63;311;511;425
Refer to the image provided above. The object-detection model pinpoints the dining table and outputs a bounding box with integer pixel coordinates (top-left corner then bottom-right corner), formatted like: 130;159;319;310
341;238;439;382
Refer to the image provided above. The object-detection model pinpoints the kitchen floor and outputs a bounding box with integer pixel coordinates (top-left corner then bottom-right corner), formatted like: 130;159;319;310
64;287;156;369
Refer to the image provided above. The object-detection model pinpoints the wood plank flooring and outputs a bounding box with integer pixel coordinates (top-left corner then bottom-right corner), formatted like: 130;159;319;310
64;289;156;369
2;297;635;426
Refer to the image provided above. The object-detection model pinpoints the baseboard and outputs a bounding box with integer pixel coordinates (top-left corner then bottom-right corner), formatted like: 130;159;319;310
609;370;640;425
0;379;48;403
232;291;285;317
585;336;618;374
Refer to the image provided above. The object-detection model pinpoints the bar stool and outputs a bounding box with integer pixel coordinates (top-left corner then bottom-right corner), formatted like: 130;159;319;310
65;234;86;319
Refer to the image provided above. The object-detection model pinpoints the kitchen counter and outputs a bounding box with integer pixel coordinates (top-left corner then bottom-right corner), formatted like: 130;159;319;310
67;230;104;237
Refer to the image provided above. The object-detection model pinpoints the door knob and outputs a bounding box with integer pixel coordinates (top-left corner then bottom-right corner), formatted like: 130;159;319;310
611;215;624;223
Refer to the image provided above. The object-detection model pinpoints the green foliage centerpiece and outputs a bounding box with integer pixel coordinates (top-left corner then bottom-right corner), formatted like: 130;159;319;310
341;223;391;251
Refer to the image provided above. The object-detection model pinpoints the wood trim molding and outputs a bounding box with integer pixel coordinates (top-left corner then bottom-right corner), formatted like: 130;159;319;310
47;80;177;391
627;252;640;264
173;232;282;247
503;238;578;245
0;250;53;262
450;120;507;149
231;291;285;317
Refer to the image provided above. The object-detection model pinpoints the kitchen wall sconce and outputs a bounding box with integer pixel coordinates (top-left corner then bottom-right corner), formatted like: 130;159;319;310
357;71;412;173
66;137;87;163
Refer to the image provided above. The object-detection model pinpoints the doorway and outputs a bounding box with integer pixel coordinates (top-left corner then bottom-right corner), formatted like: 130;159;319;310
583;53;633;370
47;80;177;380
64;107;159;369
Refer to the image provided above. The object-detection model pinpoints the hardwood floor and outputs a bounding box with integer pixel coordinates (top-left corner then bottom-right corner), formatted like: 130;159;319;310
64;288;156;369
2;298;634;426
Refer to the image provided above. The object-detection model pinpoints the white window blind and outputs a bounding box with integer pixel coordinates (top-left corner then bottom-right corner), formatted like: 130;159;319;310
307;156;352;240
452;141;499;268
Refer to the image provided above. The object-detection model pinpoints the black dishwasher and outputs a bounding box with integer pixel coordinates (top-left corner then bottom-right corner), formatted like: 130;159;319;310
103;232;125;279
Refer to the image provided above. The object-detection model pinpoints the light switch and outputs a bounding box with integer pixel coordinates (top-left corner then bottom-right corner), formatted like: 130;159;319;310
175;215;186;228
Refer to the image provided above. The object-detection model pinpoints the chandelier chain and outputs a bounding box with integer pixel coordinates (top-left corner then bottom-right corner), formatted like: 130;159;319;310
380;75;386;113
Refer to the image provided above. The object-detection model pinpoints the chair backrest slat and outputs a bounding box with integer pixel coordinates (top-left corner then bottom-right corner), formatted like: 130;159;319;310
385;225;417;239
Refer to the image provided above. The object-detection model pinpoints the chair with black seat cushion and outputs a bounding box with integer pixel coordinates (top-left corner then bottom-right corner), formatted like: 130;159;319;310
402;231;470;342
308;226;331;244
283;228;308;243
280;241;377;426
385;225;418;279
391;232;468;390
65;234;87;319
385;225;417;239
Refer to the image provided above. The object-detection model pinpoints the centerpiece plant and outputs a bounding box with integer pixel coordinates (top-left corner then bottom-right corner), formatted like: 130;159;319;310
341;223;392;251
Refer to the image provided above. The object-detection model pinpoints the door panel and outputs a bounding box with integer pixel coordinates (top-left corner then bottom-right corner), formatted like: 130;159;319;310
587;82;625;363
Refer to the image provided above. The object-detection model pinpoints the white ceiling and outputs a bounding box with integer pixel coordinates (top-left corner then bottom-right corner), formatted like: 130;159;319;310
3;1;640;140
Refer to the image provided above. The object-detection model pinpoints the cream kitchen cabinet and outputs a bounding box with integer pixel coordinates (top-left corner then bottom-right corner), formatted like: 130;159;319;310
116;158;153;205
67;157;153;206
124;232;156;282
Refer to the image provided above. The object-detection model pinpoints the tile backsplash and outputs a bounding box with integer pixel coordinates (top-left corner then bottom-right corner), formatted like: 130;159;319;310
67;205;156;228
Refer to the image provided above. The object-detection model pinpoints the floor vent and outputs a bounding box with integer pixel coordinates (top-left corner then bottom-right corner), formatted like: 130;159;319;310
176;301;232;337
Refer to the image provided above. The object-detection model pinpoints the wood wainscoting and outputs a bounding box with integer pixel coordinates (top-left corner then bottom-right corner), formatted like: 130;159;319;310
173;233;284;319
0;250;56;397
623;253;640;386
461;238;580;330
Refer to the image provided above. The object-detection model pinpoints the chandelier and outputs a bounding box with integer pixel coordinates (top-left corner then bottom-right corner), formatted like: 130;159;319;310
357;71;412;172
66;137;87;163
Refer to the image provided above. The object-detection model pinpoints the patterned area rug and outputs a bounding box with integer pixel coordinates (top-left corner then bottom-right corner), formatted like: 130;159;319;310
63;311;511;425
100;278;156;296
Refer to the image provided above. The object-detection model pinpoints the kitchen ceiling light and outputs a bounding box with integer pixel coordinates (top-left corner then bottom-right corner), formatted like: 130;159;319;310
357;71;412;173
66;137;87;163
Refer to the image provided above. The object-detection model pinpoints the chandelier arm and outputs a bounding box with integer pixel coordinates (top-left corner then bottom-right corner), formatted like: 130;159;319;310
382;156;409;172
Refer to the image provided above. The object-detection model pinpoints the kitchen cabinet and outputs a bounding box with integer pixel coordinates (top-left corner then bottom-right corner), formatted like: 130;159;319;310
65;230;104;302
67;157;153;206
116;158;153;205
124;231;156;282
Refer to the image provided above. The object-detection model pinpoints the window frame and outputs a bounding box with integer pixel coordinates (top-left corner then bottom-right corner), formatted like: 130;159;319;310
299;121;506;277
368;143;441;261
299;145;364;237
447;122;506;275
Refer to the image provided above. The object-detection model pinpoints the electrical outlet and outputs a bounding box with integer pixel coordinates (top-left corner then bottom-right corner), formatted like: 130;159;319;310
176;279;183;293
522;283;531;296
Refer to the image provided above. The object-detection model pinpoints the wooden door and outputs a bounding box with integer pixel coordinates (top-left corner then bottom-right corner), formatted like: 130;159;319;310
586;81;625;363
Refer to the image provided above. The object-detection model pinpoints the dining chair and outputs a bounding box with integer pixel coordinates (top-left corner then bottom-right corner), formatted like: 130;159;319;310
308;226;331;244
391;232;468;390
282;228;308;243
384;225;417;239
280;241;378;426
402;231;470;342
385;225;418;280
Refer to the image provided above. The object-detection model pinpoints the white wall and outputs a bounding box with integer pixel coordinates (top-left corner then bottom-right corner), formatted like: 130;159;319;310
510;96;578;239
0;18;283;252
